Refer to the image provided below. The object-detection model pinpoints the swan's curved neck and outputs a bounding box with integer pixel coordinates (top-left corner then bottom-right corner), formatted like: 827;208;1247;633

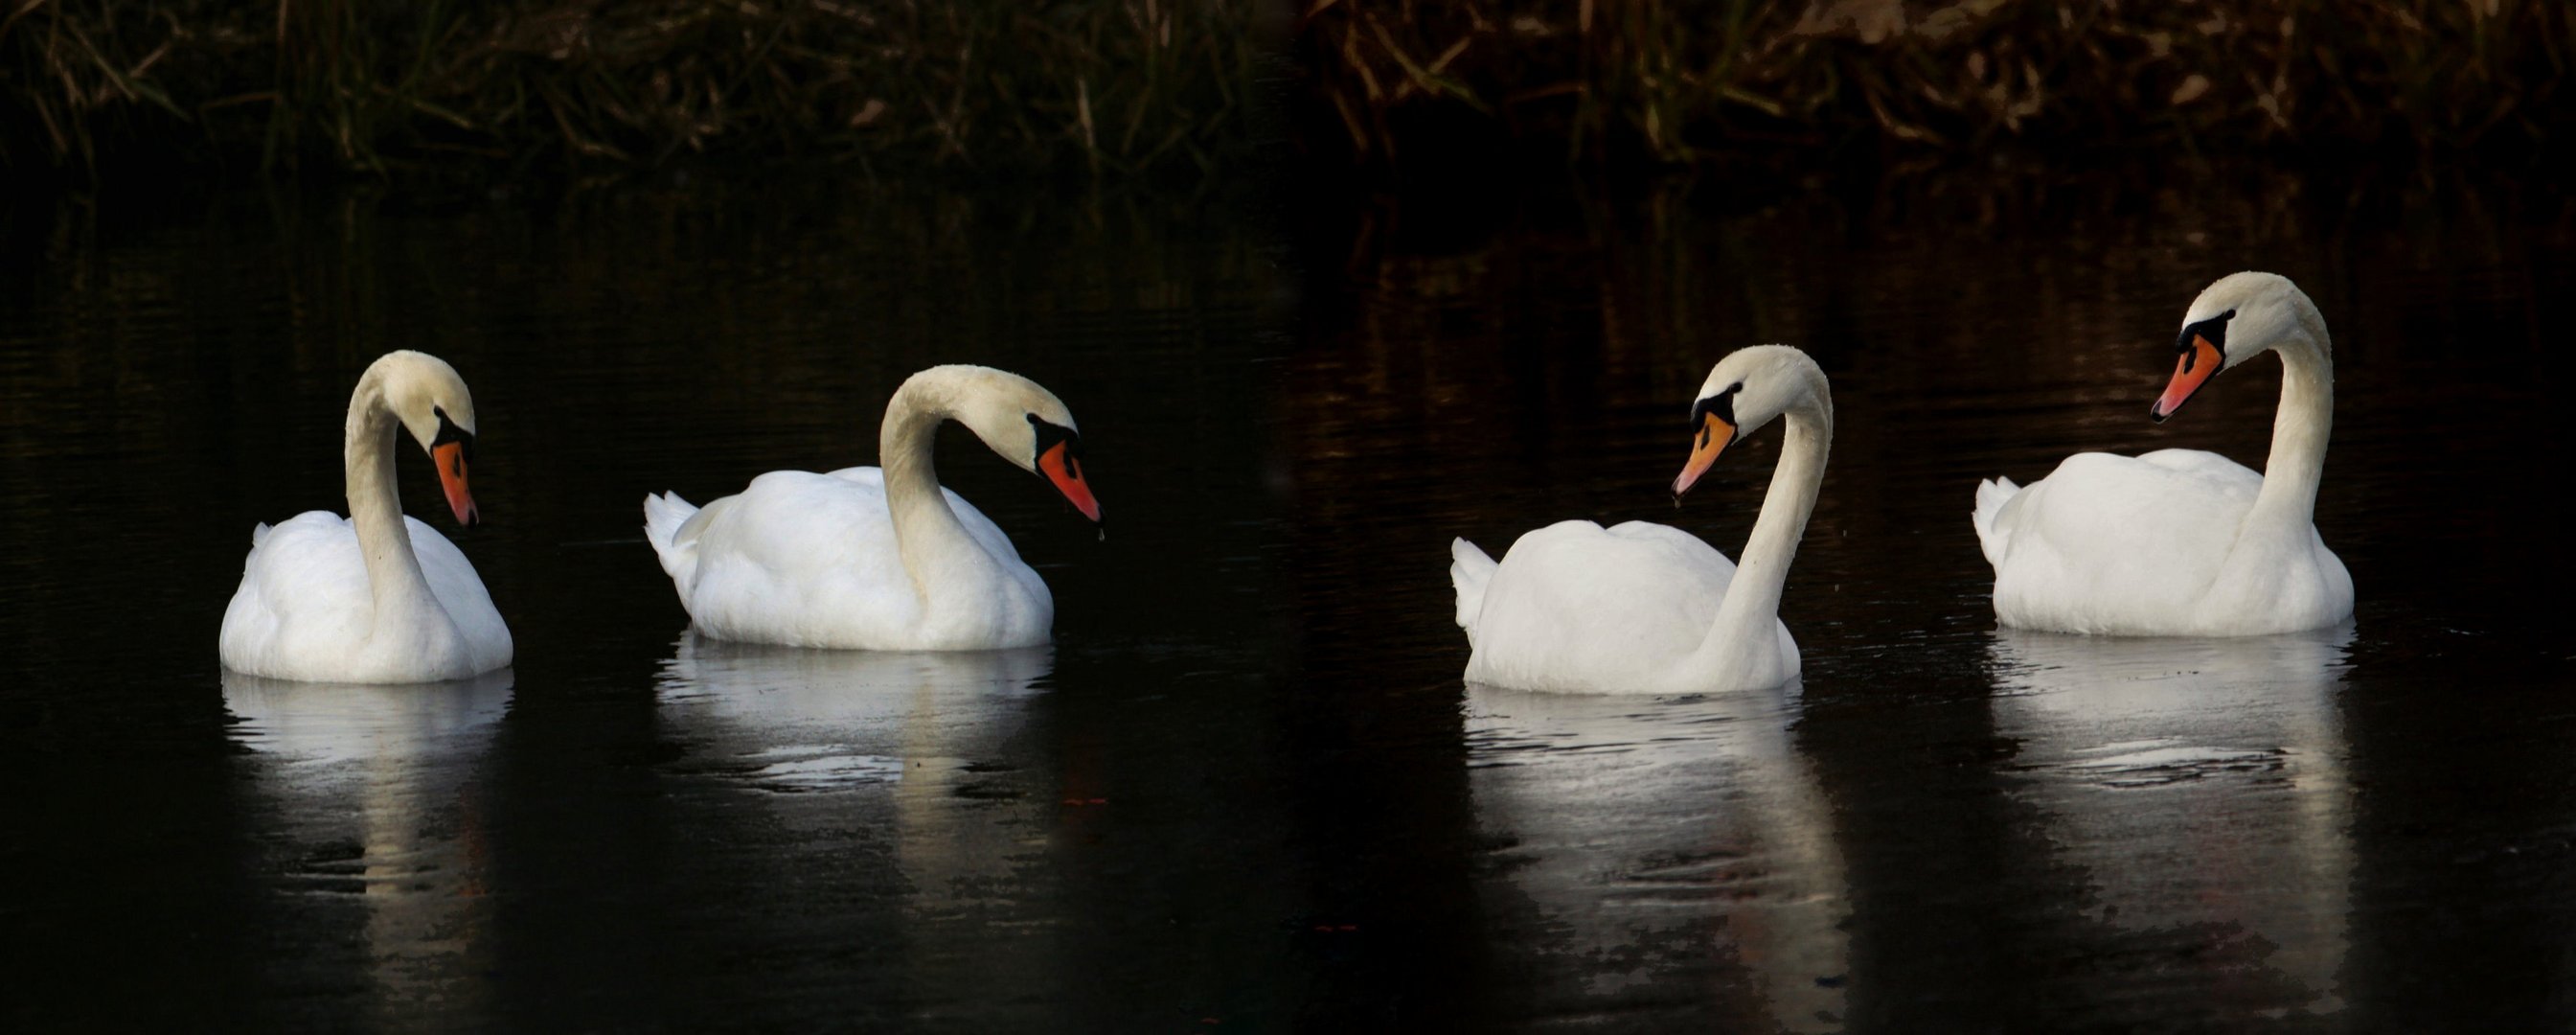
1699;381;1832;673
344;372;441;631
2248;316;2334;537
878;376;995;606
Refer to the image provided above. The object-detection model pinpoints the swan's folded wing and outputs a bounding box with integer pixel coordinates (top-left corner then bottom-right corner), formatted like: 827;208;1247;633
672;472;923;623
2133;448;2265;493
816;465;1021;563
1604;520;1740;586
1473;520;1734;677
406;516;513;668
1992;452;2259;614
940;488;1026;565
221;512;373;667
824;466;887;488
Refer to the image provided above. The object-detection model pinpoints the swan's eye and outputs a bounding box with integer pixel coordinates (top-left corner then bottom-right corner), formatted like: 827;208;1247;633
2175;309;2236;370
430;406;474;461
1026;412;1081;472
1687;383;1743;434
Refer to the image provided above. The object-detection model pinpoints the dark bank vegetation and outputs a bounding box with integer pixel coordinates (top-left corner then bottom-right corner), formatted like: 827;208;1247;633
6;0;2576;189
1;0;1271;182
1296;0;2576;170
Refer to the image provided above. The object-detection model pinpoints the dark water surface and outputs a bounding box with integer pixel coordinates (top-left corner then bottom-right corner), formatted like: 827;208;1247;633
4;173;2572;1031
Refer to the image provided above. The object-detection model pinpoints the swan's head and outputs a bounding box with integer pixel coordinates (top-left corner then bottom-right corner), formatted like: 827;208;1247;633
933;365;1102;523
1673;345;1824;497
2152;271;2323;422
372;351;483;526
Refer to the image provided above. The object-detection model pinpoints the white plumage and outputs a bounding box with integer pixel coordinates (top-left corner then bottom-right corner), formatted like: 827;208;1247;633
1454;519;1799;694
218;352;513;682
1452;346;1829;695
1973;272;2354;636
646;469;1050;650
644;365;1101;652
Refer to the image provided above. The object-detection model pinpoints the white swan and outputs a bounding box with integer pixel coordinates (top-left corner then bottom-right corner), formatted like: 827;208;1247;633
1972;271;2354;635
218;351;513;683
1450;345;1830;694
643;365;1102;651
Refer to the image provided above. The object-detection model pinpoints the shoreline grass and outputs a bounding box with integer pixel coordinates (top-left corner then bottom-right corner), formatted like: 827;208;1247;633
10;1;2576;189
1294;0;2576;170
3;0;1272;182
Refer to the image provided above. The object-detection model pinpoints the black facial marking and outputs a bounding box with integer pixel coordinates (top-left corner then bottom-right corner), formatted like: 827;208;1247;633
431;405;475;461
2175;308;2236;374
1027;412;1083;476
1687;382;1743;444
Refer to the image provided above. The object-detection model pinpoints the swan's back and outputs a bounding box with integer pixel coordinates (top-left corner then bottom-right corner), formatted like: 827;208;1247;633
1986;449;2265;632
222;512;377;671
677;469;1020;574
822;467;1025;564
1464;520;1740;692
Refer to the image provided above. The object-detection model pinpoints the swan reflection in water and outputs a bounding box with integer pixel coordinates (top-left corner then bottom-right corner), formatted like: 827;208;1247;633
1988;625;2355;1015
652;633;1061;1004
1466;682;1851;1031
654;633;1052;794
222;668;514;1024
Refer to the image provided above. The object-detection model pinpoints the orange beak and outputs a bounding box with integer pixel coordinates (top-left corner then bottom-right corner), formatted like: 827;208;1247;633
1672;411;1736;497
2152;334;2224;423
432;441;479;526
1038;441;1101;522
